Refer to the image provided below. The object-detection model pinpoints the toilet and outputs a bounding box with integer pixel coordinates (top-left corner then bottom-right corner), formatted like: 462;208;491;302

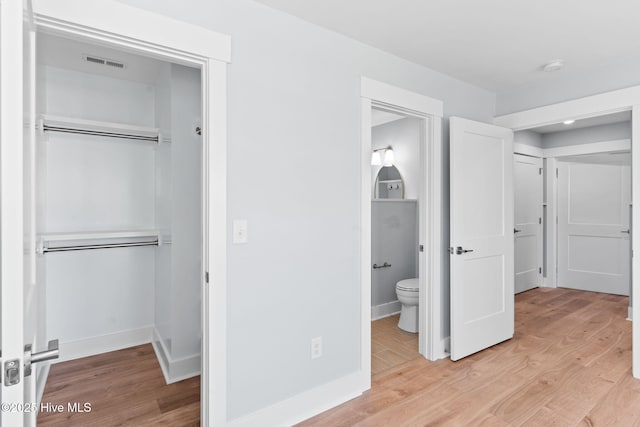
396;278;419;333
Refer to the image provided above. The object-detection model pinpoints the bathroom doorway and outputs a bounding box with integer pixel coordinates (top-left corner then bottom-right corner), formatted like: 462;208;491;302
360;77;444;388
370;108;422;375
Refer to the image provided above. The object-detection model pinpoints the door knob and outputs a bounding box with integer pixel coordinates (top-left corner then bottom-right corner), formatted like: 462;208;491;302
621;229;630;234
514;228;522;233
456;246;474;255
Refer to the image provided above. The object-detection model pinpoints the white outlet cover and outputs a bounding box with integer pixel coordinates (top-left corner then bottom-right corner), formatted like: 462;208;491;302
311;336;322;359
233;219;248;244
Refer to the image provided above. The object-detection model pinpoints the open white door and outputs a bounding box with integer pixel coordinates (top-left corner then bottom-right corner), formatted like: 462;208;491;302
558;159;631;295
1;1;54;425
450;117;514;361
514;154;543;293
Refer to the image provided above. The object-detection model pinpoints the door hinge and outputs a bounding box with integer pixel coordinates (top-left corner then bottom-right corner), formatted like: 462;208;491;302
419;245;424;252
205;271;209;284
539;267;542;274
539;167;542;175
539;217;542;224
449;247;454;255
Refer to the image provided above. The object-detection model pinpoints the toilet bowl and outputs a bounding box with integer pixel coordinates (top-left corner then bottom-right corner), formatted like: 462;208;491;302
396;278;419;333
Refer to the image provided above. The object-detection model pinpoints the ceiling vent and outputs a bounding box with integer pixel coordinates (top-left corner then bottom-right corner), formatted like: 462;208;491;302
83;54;125;70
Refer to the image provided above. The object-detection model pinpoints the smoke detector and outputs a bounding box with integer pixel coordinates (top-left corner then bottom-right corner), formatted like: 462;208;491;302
542;60;564;72
83;54;126;70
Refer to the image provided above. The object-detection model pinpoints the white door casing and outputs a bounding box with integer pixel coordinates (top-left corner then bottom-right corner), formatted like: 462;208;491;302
1;1;38;425
450;117;514;361
558;161;631;296
514;154;543;294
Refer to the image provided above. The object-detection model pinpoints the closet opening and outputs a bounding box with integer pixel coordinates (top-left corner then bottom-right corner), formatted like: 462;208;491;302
35;32;204;424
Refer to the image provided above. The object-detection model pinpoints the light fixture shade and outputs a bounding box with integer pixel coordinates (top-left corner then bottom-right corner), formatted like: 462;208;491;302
383;148;394;166
371;151;382;166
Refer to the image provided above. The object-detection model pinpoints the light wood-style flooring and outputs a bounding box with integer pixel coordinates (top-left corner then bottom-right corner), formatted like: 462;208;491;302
38;344;200;426
300;288;636;426
372;314;419;375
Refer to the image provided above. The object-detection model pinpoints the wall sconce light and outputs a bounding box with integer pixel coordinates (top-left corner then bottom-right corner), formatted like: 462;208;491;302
383;148;394;167
371;150;382;166
371;146;394;167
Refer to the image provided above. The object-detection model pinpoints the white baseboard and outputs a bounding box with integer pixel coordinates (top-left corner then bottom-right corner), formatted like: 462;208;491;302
228;371;368;427
55;326;153;363
371;300;401;320
152;328;200;384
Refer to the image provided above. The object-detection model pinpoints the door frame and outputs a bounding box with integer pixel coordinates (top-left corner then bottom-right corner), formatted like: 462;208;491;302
26;1;229;424
360;77;444;389
495;86;640;378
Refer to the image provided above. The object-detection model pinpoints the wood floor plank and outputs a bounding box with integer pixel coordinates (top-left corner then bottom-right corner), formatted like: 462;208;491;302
299;288;638;427
38;344;200;426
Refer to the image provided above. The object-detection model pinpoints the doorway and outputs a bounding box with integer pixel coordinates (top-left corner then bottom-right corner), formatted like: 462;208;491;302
359;77;444;389
0;2;229;425
511;111;632;327
36;33;203;425
370;107;421;375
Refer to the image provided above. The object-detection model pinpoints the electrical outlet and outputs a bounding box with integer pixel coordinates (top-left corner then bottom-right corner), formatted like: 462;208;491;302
233;220;248;244
311;337;322;359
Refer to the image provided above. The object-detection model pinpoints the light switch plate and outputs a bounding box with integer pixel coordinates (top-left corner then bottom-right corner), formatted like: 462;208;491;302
233;220;248;244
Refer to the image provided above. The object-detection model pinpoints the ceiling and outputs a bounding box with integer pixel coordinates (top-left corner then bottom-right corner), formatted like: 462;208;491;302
530;111;631;134
254;0;640;91
38;33;166;85
372;108;405;127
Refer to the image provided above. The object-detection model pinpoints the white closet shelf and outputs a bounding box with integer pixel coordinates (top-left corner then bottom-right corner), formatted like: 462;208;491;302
40;115;160;142
38;230;160;242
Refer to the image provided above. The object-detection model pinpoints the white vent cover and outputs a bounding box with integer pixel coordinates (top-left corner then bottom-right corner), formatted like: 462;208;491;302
83;54;125;70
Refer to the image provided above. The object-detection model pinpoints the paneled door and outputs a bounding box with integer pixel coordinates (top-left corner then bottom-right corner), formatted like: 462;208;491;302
514;154;543;294
450;117;514;361
558;160;631;295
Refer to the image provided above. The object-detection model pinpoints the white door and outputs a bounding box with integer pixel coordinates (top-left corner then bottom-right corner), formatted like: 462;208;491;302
1;1;50;426
514;154;543;294
450;117;514;361
558;160;631;295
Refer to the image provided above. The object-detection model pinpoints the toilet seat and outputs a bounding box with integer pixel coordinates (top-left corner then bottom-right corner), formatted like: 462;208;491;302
396;278;418;292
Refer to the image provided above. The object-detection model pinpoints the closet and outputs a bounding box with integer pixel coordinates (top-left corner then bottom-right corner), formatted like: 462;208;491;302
35;33;203;384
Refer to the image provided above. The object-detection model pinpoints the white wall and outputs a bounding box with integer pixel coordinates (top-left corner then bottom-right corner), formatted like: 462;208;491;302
514;130;542;148
115;0;497;420
154;63;173;359
169;64;202;365
542;121;631;148
371;201;418;308
371;117;421;200
41;66;156;358
153;63;202;382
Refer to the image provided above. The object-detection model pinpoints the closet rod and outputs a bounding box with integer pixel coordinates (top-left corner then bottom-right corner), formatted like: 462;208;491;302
43;125;159;142
43;240;159;253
